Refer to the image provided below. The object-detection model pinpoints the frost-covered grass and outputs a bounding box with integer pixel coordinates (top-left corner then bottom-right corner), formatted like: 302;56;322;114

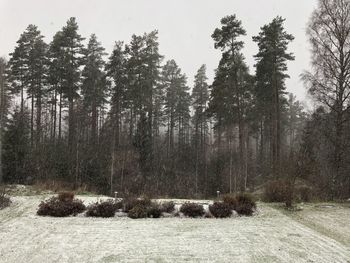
0;195;349;263
280;202;350;247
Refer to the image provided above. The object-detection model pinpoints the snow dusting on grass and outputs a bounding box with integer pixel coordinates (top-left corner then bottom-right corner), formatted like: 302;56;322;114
0;195;349;262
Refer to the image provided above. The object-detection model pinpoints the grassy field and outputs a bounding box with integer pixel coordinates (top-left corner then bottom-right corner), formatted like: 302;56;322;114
0;194;349;263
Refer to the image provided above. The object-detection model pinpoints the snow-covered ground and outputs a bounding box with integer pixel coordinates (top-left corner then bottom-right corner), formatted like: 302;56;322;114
0;195;349;263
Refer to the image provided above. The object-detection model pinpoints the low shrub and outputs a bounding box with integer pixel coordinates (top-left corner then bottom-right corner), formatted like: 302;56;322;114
236;193;256;208
222;194;238;210
122;197;151;212
160;201;175;213
235;193;256;216
37;196;86;217
114;201;123;210
58;191;75;202
128;204;148;219
180;202;205;218
0;188;11;210
236;202;255;216
264;180;288;202
298;186;312;202
209;202;232;218
86;200;117;218
147;203;162;218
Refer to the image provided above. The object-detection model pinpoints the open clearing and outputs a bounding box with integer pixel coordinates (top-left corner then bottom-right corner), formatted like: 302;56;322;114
0;195;349;263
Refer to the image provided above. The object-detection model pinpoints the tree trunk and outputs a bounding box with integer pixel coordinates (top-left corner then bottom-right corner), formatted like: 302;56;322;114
53;90;57;142
31;94;34;146
58;92;62;141
91;101;97;145
36;91;42;146
68;96;75;150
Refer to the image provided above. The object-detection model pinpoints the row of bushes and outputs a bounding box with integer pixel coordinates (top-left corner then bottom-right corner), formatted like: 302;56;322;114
37;192;175;218
37;192;256;219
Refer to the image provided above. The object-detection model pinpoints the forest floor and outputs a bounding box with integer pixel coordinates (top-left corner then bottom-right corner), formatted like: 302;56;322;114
0;191;349;262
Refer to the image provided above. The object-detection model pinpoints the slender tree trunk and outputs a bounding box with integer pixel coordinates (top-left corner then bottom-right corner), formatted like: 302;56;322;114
21;86;24;115
68;96;75;149
91;101;97;145
36;90;42;146
31;94;34;146
53;90;57;142
58;91;62;141
229;127;233;194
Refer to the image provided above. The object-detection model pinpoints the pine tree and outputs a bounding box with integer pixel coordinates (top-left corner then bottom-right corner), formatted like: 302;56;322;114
106;41;127;148
192;64;209;194
253;16;294;179
8;25;48;146
82;34;108;145
210;15;252;192
2;107;31;183
47;30;65;141
60;17;84;150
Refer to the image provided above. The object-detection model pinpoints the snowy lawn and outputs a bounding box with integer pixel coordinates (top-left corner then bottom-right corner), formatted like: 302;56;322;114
0;195;349;263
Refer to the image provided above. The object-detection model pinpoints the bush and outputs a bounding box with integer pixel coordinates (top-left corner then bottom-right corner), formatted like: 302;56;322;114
147;203;162;218
0;189;11;210
180;203;205;218
37;196;86;217
235;193;256;216
264;180;288;202
114;201;123;210
209;202;232;218
58;191;75;202
86;200;117;218
160;201;175;213
122;197;151;212
128;204;148;219
236;193;256;208
298;186;312;202
222;194;238;210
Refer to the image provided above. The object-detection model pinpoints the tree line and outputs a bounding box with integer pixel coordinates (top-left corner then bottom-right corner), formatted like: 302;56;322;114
0;0;349;200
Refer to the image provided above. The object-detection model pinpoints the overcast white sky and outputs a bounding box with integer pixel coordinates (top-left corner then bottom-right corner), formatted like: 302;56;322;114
0;0;318;102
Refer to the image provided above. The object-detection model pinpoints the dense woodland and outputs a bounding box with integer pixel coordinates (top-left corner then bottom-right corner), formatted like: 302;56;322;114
0;0;349;200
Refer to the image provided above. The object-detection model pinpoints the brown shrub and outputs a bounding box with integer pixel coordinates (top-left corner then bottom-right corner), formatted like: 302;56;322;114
297;186;313;202
209;202;232;218
180;203;205;218
264;180;288;202
127;205;148;219
222;194;238;210
58;191;75;202
86;200;117;218
147;203;162;218
37;196;86;217
235;193;256;216
122;197;151;212
160;201;175;213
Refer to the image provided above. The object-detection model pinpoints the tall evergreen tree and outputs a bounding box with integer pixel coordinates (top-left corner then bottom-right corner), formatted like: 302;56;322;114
59;17;84;150
2;107;31;184
82;34;108;145
210;15;252;192
253;16;294;178
192;64;209;194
